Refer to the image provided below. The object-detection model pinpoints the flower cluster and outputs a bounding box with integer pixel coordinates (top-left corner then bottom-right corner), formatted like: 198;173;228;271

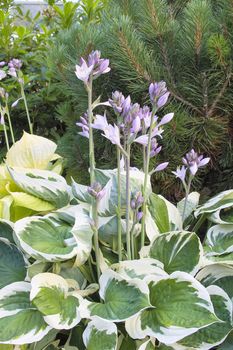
0;59;23;81
130;191;144;222
75;50;110;85
173;149;210;183
87;182;105;201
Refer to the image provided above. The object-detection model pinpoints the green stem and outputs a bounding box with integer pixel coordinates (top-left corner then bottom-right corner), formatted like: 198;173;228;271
87;76;95;184
117;146;122;261
3;120;10;151
93;200;101;279
5;101;15;144
182;175;192;224
88;257;96;282
125;143;131;260
87;77;100;278
141;107;157;248
20;83;33;134
130;212;137;260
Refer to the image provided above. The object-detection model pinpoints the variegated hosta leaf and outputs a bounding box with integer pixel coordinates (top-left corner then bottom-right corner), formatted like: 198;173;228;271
94;168;116;186
205;224;233;256
0;240;26;289
0;196;13;221
5;132;57;170
177;192;200;221
14;215;78;262
196;264;233;300
125;272;218;344
0;282;51;344
173;285;233;350
80;269;150;322
71;179;92;204
71;209;93;266
112;258;166;280
8;191;55;212
8;167;70;208
148;231;202;275
148;194;182;236
98;215;126;244
138;339;155;350
30;273;81;330
209;207;233;225
83;318;117;350
195;190;233;217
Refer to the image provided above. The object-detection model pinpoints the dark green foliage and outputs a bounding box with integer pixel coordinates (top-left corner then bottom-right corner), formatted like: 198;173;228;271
48;0;233;199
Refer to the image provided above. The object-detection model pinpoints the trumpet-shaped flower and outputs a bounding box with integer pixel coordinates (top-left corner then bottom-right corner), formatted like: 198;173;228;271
102;124;121;148
91;114;109;131
158;113;174;126
109;91;125;114
8;59;22;70
75;59;94;84
172;165;187;182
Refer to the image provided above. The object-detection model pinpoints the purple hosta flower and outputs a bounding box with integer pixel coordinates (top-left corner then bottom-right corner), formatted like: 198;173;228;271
75;58;94;84
172;165;187;182
102;124;121;148
134;134;149;146
131;115;141;134
182;149;210;176
154;162;169;172
76;113;89;139
139;106;153;130
75;50;110;84
149;81;170;109
131;191;144;210
88;182;105;201
8;68;17;78
150;138;162;158
121;95;131;118
91;113;108;131
0;61;6;67
8;59;22;70
109;91;125;114
0;70;6;80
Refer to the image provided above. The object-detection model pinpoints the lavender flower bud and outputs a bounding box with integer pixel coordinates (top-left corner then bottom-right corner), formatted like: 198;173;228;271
8;58;22;70
0;70;6;81
109;91;125;113
137;212;143;222
154;162;169;172
149;81;170;109
0;61;6;67
131;192;144;209
172;165;187;182
88;182;105;201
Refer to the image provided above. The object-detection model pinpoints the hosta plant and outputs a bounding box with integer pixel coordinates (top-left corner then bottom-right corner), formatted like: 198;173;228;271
0;50;233;350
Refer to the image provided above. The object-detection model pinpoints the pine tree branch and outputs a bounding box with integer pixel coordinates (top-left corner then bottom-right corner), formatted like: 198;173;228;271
207;71;232;117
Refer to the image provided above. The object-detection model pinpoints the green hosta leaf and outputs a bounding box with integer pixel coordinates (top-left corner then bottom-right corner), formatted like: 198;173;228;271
148;194;182;235
0;282;51;344
174;285;233;350
5;132;57;170
14;215;77;262
205;224;233;256
8;167;70;208
27;329;58;350
83;318;117;350
126;272;218;344
0;240;26;289
31;273;81;330
149;231;202;275
81;269;150;322
94;168;115;186
112;258;166;280
196;264;233;300
195;190;233;216
218;331;233;350
177;192;200;221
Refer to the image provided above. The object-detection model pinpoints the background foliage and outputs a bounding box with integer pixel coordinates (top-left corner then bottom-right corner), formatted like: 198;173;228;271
47;0;233;200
